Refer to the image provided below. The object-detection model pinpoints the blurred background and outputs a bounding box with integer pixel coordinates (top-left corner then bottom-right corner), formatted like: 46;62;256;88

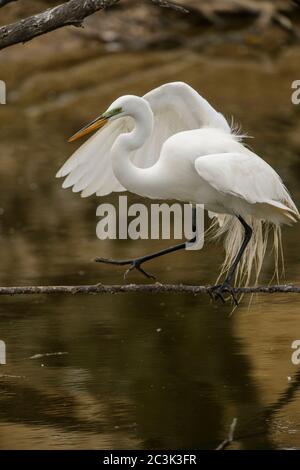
0;0;300;450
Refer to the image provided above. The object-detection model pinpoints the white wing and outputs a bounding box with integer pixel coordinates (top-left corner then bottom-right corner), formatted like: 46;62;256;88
195;152;299;224
56;81;231;197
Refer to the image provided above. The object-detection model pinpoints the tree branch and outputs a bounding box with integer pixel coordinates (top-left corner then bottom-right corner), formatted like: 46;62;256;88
0;0;121;51
0;0;188;51
0;284;299;296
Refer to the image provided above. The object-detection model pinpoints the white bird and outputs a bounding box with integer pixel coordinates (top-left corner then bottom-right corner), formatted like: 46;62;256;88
56;82;299;304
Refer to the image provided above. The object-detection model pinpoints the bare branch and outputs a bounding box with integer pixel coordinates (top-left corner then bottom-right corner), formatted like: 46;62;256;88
0;0;188;51
150;0;189;14
0;0;121;51
0;284;299;296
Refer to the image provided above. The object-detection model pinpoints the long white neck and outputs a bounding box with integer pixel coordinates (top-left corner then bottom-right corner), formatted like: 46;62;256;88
111;98;160;198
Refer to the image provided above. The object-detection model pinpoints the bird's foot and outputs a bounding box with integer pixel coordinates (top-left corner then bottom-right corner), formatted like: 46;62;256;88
95;256;156;280
123;260;156;280
209;281;239;306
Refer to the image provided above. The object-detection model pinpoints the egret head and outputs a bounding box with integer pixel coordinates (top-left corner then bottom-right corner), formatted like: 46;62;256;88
68;95;142;142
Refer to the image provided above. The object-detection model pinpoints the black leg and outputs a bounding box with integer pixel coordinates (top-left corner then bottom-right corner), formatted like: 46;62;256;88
95;208;197;279
210;215;253;305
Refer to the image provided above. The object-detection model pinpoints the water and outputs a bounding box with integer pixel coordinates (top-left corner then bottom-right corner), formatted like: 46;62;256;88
0;38;300;449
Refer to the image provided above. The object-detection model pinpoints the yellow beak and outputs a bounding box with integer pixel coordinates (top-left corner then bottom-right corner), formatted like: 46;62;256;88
68;115;108;142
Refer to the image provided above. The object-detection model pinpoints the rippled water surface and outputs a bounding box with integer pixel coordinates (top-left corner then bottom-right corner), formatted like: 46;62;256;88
0;37;300;449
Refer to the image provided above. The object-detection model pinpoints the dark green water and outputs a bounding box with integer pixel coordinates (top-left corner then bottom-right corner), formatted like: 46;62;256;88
0;42;300;449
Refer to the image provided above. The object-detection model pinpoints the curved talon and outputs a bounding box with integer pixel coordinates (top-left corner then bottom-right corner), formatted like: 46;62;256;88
207;289;214;301
208;288;224;302
215;290;226;304
209;282;239;306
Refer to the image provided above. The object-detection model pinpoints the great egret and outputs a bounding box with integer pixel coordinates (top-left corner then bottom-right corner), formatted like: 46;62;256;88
56;82;299;304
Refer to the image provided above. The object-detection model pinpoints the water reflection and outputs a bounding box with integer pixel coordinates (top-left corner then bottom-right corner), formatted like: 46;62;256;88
0;37;300;449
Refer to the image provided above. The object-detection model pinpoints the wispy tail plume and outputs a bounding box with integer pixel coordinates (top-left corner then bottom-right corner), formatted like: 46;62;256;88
208;215;282;287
